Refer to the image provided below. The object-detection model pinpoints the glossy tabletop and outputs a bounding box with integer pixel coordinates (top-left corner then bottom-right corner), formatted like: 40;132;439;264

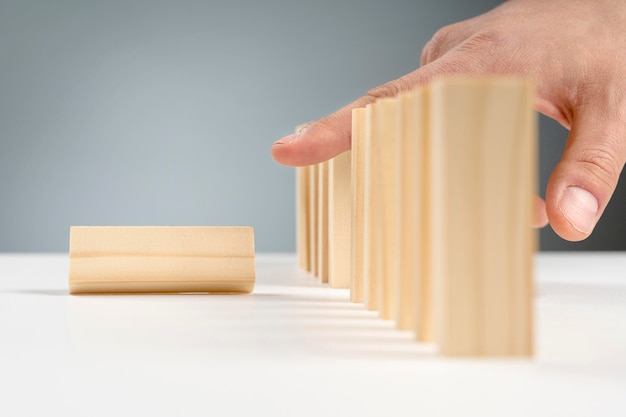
1;253;625;416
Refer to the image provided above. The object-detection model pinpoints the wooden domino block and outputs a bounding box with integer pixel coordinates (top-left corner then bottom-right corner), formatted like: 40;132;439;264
295;124;311;272
429;78;536;356
309;164;319;276
396;88;430;335
363;102;381;311
328;150;352;288
318;161;330;283
351;108;367;303
376;97;401;320
292;76;536;358
296;166;310;271
69;226;256;294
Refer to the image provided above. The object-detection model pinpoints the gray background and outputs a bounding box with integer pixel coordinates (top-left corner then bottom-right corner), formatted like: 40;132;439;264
1;0;624;252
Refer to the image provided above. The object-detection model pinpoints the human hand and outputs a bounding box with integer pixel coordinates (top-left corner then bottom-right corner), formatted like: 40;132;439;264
270;0;626;242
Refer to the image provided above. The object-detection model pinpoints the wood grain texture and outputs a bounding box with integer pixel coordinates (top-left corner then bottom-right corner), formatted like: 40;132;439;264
396;89;429;333
296;123;312;271
69;226;255;294
318;161;330;283
296;166;310;271
429;78;535;356
309;164;319;277
328;150;352;288
363;103;381;311
376;97;401;320
351;108;367;303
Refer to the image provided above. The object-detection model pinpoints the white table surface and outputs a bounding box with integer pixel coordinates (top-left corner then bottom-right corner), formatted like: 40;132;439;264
1;253;625;416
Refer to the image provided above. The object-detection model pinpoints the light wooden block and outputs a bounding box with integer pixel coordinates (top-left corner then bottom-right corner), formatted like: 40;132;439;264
396;88;430;335
328;150;352;288
69;226;255;294
351;107;367;303
309;164;319;277
429;78;536;356
317;161;330;283
295;123;313;274
296;166;310;271
376;97;401;320
363;102;381;311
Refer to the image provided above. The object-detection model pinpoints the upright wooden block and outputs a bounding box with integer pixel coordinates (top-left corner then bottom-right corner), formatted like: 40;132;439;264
429;78;536;356
351;108;367;303
317;161;330;283
295;123;311;272
396;88;430;335
328;150;352;288
376;97;401;320
309;164;319;277
296;166;310;271
363;103;381;311
69;226;256;294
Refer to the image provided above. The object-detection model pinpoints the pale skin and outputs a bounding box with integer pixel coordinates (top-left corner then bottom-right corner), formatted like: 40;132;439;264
271;0;626;242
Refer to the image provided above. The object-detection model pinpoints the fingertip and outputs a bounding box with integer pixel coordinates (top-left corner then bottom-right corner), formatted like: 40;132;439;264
272;73;426;167
270;113;354;167
546;181;599;241
271;124;314;166
270;134;301;167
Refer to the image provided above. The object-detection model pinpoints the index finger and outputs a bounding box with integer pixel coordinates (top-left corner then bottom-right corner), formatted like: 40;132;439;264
270;59;458;167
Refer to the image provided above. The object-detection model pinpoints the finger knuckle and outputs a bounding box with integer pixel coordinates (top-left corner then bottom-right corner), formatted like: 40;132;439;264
421;40;435;66
576;145;623;187
422;25;455;65
455;30;503;55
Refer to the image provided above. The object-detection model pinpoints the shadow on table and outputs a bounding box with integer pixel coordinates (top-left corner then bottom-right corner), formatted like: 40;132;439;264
61;289;438;362
0;288;67;296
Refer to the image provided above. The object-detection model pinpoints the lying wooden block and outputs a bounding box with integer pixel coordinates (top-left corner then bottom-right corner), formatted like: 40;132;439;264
69;226;255;294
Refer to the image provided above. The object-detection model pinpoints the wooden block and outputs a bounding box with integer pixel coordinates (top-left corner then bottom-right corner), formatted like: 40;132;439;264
396;88;429;334
376;97;401;320
317;161;330;283
69;226;256;294
328;150;352;288
295;123;312;273
309;164;319;276
429;78;536;356
296;166;310;271
351;108;367;303
363;102;381;311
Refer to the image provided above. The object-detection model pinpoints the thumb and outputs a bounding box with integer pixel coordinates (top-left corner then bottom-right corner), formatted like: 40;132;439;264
271;61;451;167
545;107;626;241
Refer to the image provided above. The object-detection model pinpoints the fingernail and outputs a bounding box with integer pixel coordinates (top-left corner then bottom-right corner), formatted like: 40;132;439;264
559;186;598;234
367;85;392;98
273;122;312;146
273;133;297;146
